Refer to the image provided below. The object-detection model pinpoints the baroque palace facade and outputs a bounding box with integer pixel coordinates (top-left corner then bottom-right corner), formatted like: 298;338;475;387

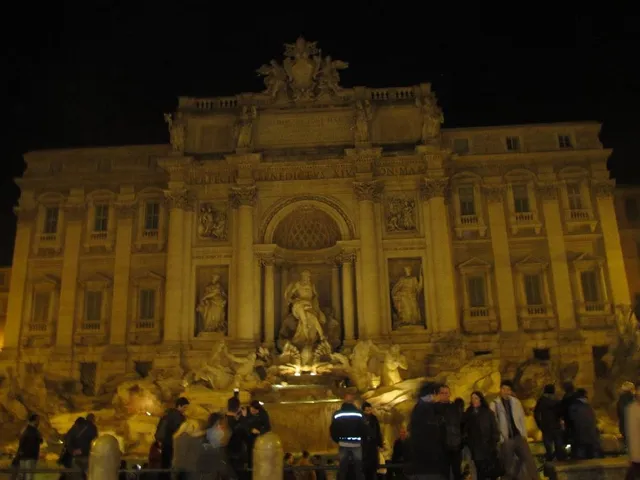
0;38;632;392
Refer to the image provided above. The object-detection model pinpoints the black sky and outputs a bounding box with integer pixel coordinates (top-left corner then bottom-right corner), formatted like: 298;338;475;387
3;5;640;265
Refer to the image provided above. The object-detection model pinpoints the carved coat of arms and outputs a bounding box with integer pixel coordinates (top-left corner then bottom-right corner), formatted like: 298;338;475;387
256;37;348;102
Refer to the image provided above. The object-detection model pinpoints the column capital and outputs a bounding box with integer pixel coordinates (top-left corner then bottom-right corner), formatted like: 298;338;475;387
258;254;277;267
63;202;87;221
419;177;450;201
114;202;137;219
592;180;615;198
230;185;258;208
535;182;559;201
353;180;383;202
163;188;195;210
482;184;506;203
337;250;357;264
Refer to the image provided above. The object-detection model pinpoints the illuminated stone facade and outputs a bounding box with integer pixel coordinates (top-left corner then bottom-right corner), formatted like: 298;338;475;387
0;39;632;393
614;185;640;306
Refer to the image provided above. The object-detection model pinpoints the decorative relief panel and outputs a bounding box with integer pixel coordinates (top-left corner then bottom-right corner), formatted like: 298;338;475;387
353;180;384;202
195;266;230;337
387;258;426;330
385;196;417;233
197;203;228;240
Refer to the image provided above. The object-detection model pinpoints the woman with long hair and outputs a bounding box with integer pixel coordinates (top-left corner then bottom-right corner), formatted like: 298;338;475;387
462;391;502;480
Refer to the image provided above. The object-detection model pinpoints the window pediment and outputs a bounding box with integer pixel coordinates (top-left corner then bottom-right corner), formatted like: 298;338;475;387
34;275;61;289
514;255;548;272
457;257;492;274
572;253;604;269
132;271;165;286
79;272;113;289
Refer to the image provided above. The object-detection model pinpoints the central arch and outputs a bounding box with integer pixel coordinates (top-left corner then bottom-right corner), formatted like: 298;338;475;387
261;196;355;244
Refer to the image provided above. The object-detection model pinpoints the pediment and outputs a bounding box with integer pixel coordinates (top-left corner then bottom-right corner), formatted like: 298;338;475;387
132;270;165;285
515;255;548;269
572;252;604;267
36;275;61;287
457;257;492;272
79;272;113;288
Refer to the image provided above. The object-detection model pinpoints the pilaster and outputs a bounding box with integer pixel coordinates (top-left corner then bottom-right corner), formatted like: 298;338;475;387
537;183;577;330
353;180;383;338
338;251;356;342
261;255;276;346
421;178;457;331
55;200;85;350
484;184;518;332
593;181;631;306
230;184;258;343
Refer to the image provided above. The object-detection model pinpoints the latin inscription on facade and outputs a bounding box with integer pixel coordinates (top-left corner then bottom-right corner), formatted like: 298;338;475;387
256;111;353;148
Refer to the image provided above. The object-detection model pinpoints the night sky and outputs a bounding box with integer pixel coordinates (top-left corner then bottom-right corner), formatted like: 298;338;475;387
4;6;640;265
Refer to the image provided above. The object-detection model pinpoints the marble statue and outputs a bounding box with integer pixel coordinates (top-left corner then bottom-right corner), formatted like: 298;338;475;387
196;274;227;333
381;344;408;386
416;93;444;143
391;265;424;327
284;270;327;348
386;197;416;232
354;100;373;143
189;340;251;390
322;307;342;351
197;205;227;240
349;340;383;391
235;106;257;149
317;56;349;96
163;113;185;153
256;60;287;98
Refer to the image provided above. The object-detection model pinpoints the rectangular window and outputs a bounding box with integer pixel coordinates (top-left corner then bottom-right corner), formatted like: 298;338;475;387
467;276;486;307
566;183;583;210
558;134;572;148
625;198;639;222
512;185;530;213
85;291;103;322
32;292;51;324
139;289;156;320
144;202;160;230
580;270;600;303
458;186;476;216
43;207;59;234
453;138;470;154
524;274;543;305
506;136;521;151
93;204;109;232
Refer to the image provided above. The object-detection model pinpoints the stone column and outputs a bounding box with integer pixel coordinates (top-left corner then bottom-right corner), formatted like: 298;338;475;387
163;189;190;344
262;256;276;346
484;184;518;332
280;264;290;320
339;251;356;342
109;202;135;346
3;206;36;351
55;203;85;349
594;181;631;306
331;262;341;319
353;180;384;338
421;178;457;331
230;185;257;343
537;183;577;330
181;206;195;342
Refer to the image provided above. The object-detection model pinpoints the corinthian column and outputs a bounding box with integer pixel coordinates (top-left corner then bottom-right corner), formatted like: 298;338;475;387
163;189;192;344
261;256;276;346
230;185;257;343
339;251;356;342
421;178;457;331
353;180;383;338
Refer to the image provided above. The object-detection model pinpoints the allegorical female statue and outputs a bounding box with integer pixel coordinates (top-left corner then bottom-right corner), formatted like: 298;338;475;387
284;270;326;348
391;265;424;327
196;274;227;333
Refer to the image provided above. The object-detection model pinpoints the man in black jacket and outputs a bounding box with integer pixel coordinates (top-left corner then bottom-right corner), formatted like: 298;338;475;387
70;413;98;477
407;382;449;479
17;414;42;480
534;384;564;461
362;401;383;480
155;397;189;473
436;385;462;480
330;389;368;480
225;395;249;480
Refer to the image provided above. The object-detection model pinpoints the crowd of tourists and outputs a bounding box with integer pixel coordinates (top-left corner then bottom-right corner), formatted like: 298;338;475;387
11;378;640;480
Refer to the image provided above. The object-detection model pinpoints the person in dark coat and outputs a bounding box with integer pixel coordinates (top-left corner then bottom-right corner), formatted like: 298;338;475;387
559;382;578;453
17;414;43;480
330;389;369;480
70;413;98;477
568;389;602;459
225;396;249;479
617;382;636;448
197;413;237;480
390;426;409;480
462;392;500;480
245;400;271;468
362;402;383;480
436;385;463;480
406;382;449;479
154;397;189;475
534;384;565;461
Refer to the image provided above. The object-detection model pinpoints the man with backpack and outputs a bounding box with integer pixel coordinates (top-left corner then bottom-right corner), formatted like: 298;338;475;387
437;385;463;480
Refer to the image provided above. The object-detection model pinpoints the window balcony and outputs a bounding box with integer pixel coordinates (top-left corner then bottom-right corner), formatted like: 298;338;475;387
518;304;555;332
564;209;597;233
461;307;498;334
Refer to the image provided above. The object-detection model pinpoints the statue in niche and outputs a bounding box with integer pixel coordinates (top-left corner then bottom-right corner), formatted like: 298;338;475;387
386;197;416;232
381;344;408;386
234;106;257;149
284;270;326;346
391;265;424;328
197;204;227;240
196;274;227;333
163;112;185;153
353;100;373;143
416;93;443;143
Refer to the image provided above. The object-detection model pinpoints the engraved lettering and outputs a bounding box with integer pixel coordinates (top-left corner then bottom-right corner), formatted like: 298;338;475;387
256;112;353;147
